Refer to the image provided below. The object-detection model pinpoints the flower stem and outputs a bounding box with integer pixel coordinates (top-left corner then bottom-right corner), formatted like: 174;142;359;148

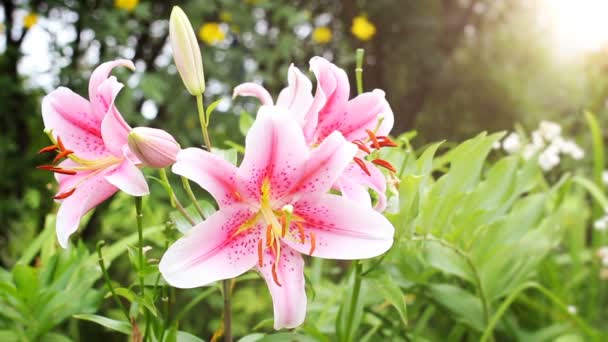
96;241;130;321
159;168;196;225
345;261;363;342
135;197;145;298
355;48;365;95
181;176;204;218
223;279;232;342
196;94;212;150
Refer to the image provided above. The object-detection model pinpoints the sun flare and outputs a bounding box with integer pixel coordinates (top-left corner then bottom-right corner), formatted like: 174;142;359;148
542;0;608;55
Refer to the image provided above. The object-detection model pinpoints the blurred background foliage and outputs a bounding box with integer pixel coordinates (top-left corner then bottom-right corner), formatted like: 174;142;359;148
2;0;608;340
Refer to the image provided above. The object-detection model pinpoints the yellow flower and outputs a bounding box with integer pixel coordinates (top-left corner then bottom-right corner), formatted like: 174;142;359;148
312;27;332;44
23;13;38;29
114;0;139;12
219;11;233;23
198;23;225;45
351;15;376;41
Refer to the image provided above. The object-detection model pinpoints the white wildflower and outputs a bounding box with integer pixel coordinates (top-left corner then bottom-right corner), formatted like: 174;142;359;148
531;130;545;148
538;148;560;171
502;132;521;154
522;144;539;160
602;170;608;185
594;216;608;231
567;305;577;315
538;120;562;141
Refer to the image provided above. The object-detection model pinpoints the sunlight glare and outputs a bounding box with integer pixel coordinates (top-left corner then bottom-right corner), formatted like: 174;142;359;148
542;0;608;56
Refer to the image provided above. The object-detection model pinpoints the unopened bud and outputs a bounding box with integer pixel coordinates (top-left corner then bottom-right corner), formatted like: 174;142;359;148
128;127;180;168
170;6;205;96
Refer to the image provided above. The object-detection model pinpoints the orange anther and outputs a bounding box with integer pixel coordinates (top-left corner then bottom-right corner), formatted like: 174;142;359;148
372;158;397;173
280;215;287;237
352;140;371;154
309;232;316;256
53;149;74;164
37;165;77;175
271;263;282;287
353;157;371;176
366;129;380;150
378;136;398;147
38;144;57;154
296;222;306;243
257;239;264;267
56;136;66;151
53;188;76;199
266;224;273;247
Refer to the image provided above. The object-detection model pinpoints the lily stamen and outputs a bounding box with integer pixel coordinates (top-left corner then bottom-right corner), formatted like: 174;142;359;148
372;158;396;173
53;188;76;200
353;157;371;176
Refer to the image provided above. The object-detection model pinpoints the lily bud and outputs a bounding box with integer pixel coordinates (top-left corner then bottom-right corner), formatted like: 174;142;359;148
169;6;205;96
128;127;180;168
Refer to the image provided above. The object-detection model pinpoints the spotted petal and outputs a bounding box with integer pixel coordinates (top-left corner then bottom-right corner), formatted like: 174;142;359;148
285;194;394;259
172;148;241;207
236;106;309;202
55;170;118;248
257;243;306;330
159;205;260;288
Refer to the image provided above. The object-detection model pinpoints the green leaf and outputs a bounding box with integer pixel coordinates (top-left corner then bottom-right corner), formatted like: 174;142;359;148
177;331;205;342
40;333;73;342
12;264;39;300
73;314;132;334
205;98;223;126
239;111;255;136
371;275;407;326
428;284;484;331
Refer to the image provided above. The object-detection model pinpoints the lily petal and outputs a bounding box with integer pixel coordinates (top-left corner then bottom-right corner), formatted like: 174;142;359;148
104;159;149;196
237;106;309;202
88;59;134;118
257;243;306;330
336;160;387;211
99;77;131;156
309;56;350;128
172;148;241;207
159;205;260;288
285;194;394;259
318;89;393;143
56;171;118;248
41;87;109;159
289;131;357;197
276;64;314;126
233;82;274;106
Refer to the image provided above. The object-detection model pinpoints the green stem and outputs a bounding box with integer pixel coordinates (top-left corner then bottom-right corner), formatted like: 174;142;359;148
135;197;145;297
196;94;212;150
223;280;232;342
344;261;363;341
181;176;204;217
159;169;196;225
355;48;365;95
96;241;130;321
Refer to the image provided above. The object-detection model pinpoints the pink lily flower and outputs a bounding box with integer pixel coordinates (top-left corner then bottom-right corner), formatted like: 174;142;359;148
39;59;149;248
160;106;394;329
233;57;395;211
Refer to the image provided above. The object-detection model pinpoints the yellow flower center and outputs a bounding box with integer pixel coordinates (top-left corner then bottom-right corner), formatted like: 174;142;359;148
198;23;225;45
351;15;376;41
312;27;333;44
114;0;139;11
23;13;38;29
